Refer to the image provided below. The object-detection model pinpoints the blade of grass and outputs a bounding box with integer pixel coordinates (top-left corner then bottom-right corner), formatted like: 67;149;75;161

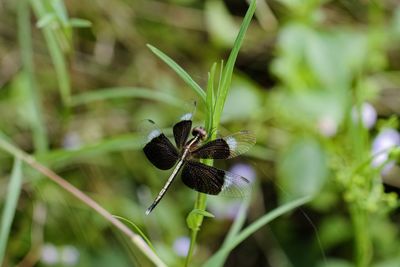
30;0;71;106
203;196;313;267
18;0;48;154
223;196;251;245
112;215;155;252
214;0;257;121
147;44;206;102
0;158;23;265
70;87;186;108
205;63;217;131
38;134;142;168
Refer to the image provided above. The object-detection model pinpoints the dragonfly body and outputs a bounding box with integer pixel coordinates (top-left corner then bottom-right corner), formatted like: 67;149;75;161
145;127;205;214
143;116;255;214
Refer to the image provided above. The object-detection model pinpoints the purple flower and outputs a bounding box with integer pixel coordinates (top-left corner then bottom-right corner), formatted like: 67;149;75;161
209;163;255;220
173;236;190;257
352;102;377;129
229;163;256;183
372;128;400;173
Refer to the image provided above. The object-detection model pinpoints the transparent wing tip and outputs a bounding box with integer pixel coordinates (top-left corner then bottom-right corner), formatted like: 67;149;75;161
180;113;193;121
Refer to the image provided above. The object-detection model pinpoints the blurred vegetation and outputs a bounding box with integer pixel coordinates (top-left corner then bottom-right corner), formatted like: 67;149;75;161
1;0;400;266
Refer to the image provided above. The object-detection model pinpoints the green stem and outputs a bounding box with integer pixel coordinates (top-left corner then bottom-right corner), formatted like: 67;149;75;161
183;2;257;265
350;204;372;267
185;192;207;267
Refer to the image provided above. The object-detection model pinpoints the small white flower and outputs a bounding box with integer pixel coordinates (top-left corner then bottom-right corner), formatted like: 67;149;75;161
352;102;377;129
317;116;338;137
173;236;190;257
41;243;59;265
62;132;81;150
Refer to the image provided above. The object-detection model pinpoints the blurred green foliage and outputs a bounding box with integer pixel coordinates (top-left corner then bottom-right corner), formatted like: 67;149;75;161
1;0;400;266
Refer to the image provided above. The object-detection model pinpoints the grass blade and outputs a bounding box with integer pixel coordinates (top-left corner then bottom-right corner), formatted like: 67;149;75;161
0;158;23;264
205;63;217;131
18;0;48;154
30;0;71;106
70;87;186;108
203;195;312;267
112;215;155;252
147;44;206;102
215;0;257;118
38;134;142;168
223;196;251;245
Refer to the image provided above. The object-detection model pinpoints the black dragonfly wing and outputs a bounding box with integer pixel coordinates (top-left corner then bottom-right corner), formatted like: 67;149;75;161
142;119;179;170
173;119;192;149
191;130;256;160
181;160;251;197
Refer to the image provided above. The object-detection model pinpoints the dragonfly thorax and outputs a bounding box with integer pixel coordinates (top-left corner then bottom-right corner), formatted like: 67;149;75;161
192;126;207;141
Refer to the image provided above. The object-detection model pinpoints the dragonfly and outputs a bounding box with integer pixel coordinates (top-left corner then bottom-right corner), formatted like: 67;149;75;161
142;113;256;215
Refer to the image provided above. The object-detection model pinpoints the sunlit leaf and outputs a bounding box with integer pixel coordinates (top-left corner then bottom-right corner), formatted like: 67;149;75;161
278;137;328;202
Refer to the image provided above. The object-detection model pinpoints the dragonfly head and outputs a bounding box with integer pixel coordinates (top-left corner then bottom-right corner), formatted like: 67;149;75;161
192;126;208;141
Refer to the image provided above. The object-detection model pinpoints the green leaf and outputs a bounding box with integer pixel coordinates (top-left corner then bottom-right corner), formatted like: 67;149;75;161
147;44;206;102
203;196;312;267
223;197;251;245
186;209;215;230
0;158;23;264
205;63;217;131
51;0;69;26
18;0;48;153
36;13;56;28
389;147;400;163
214;0;257;122
70;87;186;108
38;134;142;169
112;215;155;251
278;137;328;202
69;18;92;28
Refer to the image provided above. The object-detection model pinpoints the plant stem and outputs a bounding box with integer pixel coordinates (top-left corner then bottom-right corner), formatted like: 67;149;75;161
185;192;207;267
0;137;166;267
183;1;257;265
350;204;372;267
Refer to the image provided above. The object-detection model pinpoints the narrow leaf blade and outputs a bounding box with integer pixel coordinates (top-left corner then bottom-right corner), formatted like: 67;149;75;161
112;215;155;251
147;44;206;102
0;159;23;264
215;0;257;117
203;196;312;267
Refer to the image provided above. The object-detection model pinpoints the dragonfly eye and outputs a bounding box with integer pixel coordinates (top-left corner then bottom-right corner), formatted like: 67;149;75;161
192;127;207;140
